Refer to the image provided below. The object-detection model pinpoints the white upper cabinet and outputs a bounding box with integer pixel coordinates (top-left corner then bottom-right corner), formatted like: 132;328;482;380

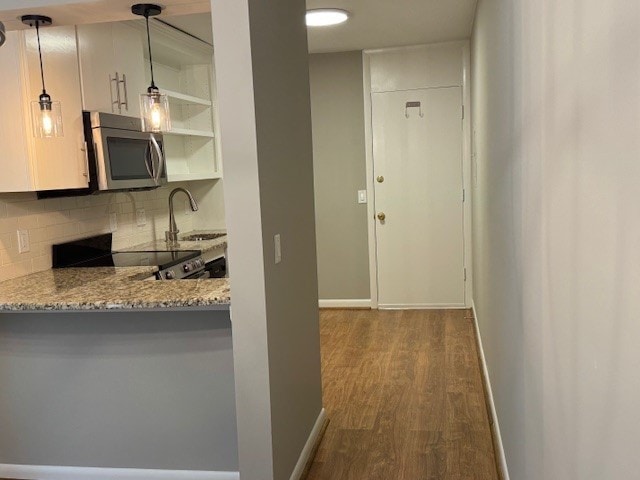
77;22;146;118
0;27;87;192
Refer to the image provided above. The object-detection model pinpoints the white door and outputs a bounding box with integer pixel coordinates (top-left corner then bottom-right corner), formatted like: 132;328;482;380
372;87;465;308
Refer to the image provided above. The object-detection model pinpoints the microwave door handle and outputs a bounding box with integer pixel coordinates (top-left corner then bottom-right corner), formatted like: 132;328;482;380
150;134;164;183
144;142;154;181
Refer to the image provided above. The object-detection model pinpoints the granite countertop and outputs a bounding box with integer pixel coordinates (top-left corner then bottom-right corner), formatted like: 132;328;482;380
0;230;231;312
0;267;230;312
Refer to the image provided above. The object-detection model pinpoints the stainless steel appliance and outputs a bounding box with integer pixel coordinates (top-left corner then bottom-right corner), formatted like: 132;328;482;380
37;112;167;198
90;111;167;191
53;234;207;280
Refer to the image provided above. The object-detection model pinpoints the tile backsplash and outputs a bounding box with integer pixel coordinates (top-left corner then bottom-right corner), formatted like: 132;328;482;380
0;183;199;282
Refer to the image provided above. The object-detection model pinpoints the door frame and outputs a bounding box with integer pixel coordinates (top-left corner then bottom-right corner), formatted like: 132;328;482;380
362;43;473;309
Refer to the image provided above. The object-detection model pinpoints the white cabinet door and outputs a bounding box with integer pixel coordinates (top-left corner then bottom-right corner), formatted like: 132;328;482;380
77;22;146;118
0;31;32;192
77;23;117;114
22;26;88;191
112;23;146;118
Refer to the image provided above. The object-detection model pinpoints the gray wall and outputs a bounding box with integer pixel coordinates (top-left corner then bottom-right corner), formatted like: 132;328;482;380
309;52;370;300
472;0;640;479
210;0;324;478
0;310;237;471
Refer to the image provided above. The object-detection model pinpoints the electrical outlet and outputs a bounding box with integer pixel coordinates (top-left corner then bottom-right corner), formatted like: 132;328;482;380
274;234;282;264
109;212;118;232
136;208;146;227
17;230;30;253
358;190;367;204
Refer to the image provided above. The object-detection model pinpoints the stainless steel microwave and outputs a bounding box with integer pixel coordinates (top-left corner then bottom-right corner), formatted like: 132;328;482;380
36;112;166;199
89;111;167;191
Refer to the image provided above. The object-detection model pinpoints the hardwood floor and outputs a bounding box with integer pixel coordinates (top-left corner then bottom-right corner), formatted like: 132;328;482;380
306;308;499;480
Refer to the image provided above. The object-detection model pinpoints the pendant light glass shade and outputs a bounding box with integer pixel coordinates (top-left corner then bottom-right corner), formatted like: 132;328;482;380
31;93;63;138
140;86;170;133
22;15;63;138
132;4;171;133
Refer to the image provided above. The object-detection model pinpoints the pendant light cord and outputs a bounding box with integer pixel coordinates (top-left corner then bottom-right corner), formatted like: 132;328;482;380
145;14;156;89
35;21;46;94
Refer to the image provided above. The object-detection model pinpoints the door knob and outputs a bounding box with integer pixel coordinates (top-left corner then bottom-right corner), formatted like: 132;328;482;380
376;175;385;183
377;212;386;221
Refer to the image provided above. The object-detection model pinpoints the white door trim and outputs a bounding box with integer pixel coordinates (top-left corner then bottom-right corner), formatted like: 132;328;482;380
362;52;378;309
362;43;473;309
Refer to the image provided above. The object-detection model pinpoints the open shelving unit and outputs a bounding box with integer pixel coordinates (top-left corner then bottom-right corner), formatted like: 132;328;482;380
130;19;222;183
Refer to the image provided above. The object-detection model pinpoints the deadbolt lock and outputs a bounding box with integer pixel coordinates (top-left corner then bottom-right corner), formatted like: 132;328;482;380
376;175;384;183
377;212;386;221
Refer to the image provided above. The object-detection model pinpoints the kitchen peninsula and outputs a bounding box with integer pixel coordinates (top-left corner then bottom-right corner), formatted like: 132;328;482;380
0;233;239;478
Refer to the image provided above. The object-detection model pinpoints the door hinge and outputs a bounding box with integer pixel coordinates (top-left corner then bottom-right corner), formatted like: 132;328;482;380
463;189;466;202
462;105;465;120
464;268;467;282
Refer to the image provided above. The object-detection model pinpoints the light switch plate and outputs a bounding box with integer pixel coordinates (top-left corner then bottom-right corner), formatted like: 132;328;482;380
136;208;146;227
109;212;118;232
274;234;282;264
358;190;367;204
17;230;30;254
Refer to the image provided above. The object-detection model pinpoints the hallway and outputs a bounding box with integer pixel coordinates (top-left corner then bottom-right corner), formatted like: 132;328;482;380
306;309;499;479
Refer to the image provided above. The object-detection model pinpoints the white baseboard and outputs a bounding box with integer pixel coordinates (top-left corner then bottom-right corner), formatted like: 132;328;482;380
471;300;510;480
0;464;239;480
318;299;371;308
378;303;467;310
289;408;327;480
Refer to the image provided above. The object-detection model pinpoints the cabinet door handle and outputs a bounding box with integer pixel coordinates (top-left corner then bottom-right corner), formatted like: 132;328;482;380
110;72;122;113
120;73;129;111
80;141;90;185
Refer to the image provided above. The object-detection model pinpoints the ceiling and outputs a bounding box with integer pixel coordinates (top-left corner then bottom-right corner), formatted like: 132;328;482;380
306;0;478;53
0;0;209;31
0;0;478;53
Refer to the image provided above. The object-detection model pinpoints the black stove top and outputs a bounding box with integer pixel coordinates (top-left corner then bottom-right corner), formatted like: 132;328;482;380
51;234;204;279
64;250;201;270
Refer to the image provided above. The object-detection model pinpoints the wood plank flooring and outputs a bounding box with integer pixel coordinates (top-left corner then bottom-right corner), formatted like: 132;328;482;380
305;308;499;480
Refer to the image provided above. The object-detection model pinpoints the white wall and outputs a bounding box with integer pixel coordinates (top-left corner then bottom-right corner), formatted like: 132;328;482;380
472;0;640;478
210;0;323;478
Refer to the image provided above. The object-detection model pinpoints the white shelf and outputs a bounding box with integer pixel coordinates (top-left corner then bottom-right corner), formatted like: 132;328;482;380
166;128;215;138
168;172;222;182
162;89;212;106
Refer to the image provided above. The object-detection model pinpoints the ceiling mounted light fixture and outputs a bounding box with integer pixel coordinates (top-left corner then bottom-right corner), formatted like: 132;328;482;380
21;15;63;138
306;8;350;27
132;3;171;133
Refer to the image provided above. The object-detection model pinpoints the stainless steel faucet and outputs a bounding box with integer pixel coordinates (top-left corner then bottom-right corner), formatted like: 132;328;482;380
166;187;198;245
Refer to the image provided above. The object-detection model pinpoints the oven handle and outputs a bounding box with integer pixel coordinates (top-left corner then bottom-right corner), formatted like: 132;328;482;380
184;270;209;280
149;133;164;185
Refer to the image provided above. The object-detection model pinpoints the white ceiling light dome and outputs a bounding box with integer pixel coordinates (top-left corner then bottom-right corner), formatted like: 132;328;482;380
306;8;350;27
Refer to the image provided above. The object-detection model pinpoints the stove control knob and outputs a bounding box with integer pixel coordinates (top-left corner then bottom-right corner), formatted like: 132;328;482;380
165;270;175;279
184;263;193;273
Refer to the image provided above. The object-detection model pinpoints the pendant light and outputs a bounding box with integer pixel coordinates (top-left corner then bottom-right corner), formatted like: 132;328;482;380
21;15;63;138
132;3;171;133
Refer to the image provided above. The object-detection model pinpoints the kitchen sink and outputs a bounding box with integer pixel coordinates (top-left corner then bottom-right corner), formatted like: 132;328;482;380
181;233;226;241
